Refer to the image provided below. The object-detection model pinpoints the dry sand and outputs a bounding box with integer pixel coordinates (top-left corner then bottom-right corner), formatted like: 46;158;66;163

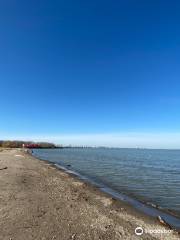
0;149;179;240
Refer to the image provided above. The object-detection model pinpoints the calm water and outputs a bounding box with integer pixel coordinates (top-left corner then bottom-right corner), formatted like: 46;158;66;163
33;148;180;216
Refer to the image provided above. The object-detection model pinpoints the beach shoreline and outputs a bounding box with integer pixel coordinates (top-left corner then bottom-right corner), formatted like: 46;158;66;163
0;148;179;240
32;149;180;223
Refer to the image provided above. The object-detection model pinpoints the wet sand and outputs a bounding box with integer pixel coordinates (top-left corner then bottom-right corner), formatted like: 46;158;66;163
0;149;179;240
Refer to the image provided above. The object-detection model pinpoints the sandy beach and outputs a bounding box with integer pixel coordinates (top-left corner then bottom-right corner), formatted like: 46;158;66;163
0;149;179;240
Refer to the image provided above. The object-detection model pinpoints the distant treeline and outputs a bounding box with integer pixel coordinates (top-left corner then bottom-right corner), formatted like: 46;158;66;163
0;140;56;149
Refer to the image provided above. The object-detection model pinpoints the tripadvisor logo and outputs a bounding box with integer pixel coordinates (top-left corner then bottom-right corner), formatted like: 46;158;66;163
135;227;144;236
135;226;172;236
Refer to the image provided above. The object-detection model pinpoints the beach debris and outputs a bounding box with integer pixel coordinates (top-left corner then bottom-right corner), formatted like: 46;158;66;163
157;216;172;229
147;202;157;208
0;166;7;170
157;216;165;224
71;233;76;239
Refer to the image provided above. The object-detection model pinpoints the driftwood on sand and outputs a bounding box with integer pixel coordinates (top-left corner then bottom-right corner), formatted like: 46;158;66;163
0;166;7;170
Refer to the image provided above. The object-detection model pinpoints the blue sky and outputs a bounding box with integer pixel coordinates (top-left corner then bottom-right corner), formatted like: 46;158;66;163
0;1;180;148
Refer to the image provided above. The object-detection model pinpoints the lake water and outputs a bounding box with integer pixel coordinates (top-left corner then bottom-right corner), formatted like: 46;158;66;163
33;148;180;220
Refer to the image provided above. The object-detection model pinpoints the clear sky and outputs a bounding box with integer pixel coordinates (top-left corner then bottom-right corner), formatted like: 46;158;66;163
0;1;180;148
